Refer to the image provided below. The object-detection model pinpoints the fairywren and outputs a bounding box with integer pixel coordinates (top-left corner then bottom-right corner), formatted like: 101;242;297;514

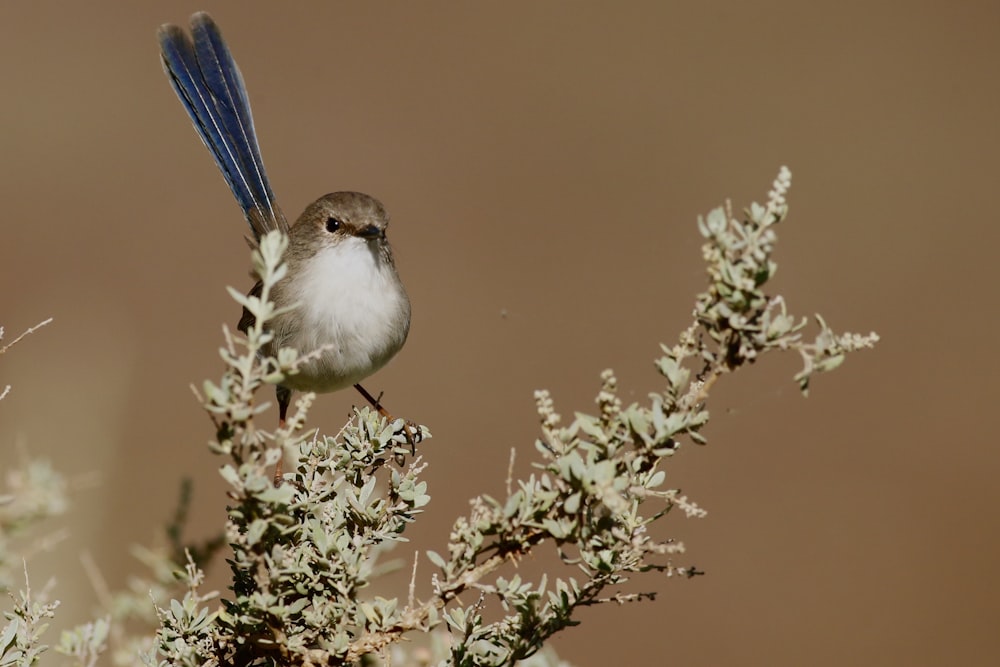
158;13;410;423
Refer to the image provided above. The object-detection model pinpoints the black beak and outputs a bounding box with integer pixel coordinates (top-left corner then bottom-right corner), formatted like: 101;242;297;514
357;224;383;239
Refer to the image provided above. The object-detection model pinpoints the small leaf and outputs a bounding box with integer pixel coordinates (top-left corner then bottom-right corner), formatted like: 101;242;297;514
218;464;240;487
225;286;252;310
564;492;581;514
246;519;268;546
0;621;18;653
256;483;295;505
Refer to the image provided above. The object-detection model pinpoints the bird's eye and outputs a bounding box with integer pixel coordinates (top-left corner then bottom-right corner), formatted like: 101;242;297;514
325;217;342;233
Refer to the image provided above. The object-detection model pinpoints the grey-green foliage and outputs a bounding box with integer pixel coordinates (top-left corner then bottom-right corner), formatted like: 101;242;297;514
154;233;433;667
7;167;878;667
1;319;65;667
0;461;67;595
1;572;59;667
56;617;109;667
0;459;65;667
148;167;876;667
0;321;64;596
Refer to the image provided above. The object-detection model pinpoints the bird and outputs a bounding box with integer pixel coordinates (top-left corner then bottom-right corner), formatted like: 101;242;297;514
157;12;411;428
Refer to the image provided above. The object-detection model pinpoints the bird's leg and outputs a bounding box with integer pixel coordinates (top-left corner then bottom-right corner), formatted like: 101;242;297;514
274;385;291;485
353;383;419;449
353;383;393;420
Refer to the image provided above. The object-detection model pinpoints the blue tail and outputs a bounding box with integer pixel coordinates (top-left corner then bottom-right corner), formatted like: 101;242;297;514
158;13;287;239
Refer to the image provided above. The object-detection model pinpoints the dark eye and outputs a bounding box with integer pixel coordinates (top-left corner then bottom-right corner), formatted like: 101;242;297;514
325;217;342;233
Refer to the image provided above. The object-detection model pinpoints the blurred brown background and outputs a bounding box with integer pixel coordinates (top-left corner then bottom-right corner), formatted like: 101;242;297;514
1;2;997;665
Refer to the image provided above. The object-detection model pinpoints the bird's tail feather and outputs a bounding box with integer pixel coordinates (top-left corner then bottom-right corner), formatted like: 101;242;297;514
158;12;287;239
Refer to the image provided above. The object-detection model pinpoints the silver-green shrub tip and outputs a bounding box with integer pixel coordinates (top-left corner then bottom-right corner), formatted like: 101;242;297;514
2;169;877;667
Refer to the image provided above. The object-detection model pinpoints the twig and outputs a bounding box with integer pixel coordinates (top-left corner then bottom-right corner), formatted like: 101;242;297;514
0;317;53;355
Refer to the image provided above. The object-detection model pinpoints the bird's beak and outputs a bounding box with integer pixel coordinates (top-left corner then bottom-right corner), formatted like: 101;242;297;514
357;224;383;240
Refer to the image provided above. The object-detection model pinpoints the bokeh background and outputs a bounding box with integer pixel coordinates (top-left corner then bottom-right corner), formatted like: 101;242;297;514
2;2;997;665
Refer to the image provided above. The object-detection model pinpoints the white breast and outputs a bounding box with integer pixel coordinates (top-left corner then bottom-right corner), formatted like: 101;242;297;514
275;238;410;393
